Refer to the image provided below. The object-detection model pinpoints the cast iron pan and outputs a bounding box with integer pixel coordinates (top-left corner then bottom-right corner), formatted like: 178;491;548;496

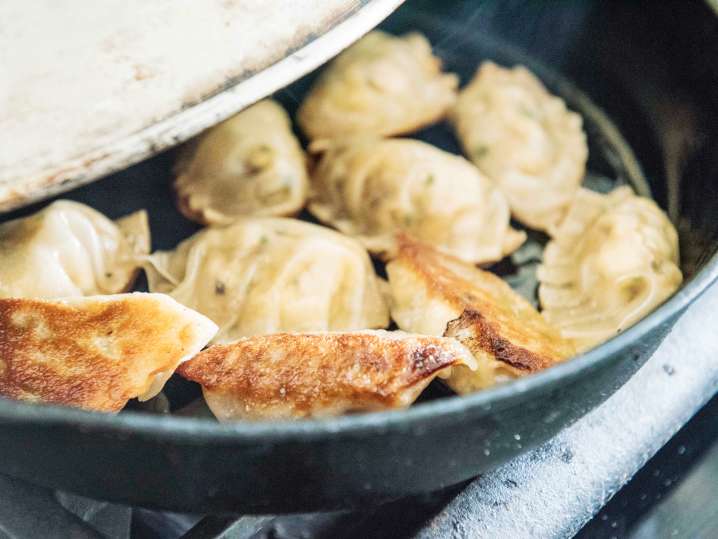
0;1;716;513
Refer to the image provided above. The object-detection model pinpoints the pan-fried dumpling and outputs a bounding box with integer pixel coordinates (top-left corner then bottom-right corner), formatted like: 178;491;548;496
0;294;217;412
308;138;525;264
450;62;588;231
144;218;389;343
538;187;682;351
178;330;477;420
0;200;150;299
386;235;575;393
174;100;309;225
297;31;458;140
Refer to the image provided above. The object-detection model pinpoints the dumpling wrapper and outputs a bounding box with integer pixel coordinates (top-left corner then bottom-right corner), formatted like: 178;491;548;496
386;235;575;394
178;330;477;420
174;100;309;224
297;31;458;140
308;137;525;264
0;293;217;412
538;186;683;352
450;62;588;231
144;217;389;343
0;200;150;298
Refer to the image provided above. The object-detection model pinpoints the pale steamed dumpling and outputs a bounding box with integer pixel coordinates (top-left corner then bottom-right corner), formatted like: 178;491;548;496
174;99;309;224
297;31;458;140
538;187;683;351
308;137;526;264
450;62;588;231
144;218;389;343
0;200;150;299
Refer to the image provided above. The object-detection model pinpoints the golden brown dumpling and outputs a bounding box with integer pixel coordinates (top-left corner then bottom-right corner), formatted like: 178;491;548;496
308;137;525;264
0;294;217;412
0;200;149;299
174;100;309;224
450;62;588;231
386;235;575;393
297;31;458;140
538;187;683;351
144;218;389;343
178;330;477;420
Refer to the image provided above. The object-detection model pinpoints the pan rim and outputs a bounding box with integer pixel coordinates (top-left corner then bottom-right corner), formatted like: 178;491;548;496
0;250;715;441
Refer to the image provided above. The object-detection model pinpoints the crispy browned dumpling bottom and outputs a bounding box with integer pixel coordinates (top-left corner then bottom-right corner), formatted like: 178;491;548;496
178;330;477;421
0;294;217;412
387;234;576;393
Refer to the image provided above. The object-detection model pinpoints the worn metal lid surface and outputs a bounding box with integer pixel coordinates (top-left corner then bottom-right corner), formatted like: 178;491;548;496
0;0;404;212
